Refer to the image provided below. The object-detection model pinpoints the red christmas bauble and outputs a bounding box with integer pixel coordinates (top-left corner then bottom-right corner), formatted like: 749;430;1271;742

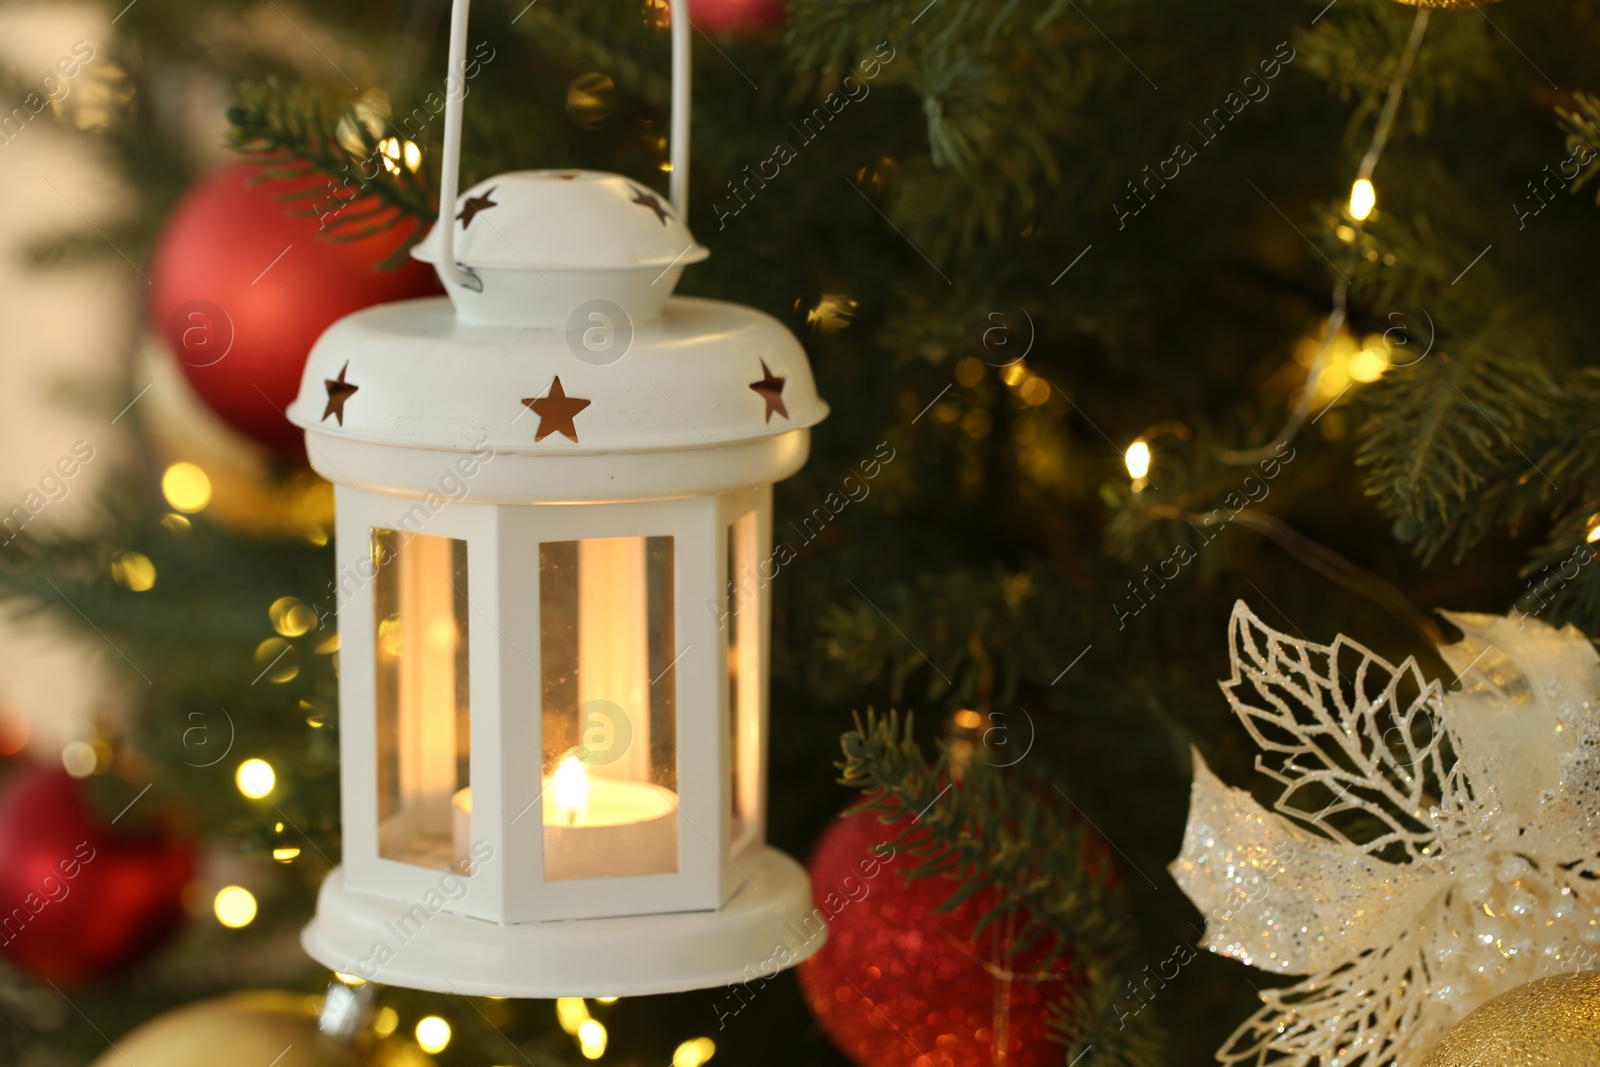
689;0;784;35
798;806;1080;1067
0;767;195;984
150;163;439;454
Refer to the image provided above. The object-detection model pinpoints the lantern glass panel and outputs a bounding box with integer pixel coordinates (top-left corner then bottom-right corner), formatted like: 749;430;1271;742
538;535;679;881
372;529;472;872
727;511;762;855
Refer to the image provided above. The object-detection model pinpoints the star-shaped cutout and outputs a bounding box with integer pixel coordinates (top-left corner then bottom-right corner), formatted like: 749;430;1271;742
749;360;788;423
457;186;499;229
629;186;672;225
322;362;358;425
521;377;592;443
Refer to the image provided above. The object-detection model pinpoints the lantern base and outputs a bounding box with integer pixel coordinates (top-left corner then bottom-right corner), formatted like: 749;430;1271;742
300;846;825;997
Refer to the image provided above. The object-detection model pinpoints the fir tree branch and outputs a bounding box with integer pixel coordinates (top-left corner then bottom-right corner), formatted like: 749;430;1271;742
1356;323;1558;564
226;77;434;263
1557;91;1600;202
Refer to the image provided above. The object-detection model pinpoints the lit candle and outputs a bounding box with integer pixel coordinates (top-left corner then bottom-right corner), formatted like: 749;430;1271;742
450;759;678;879
551;755;588;826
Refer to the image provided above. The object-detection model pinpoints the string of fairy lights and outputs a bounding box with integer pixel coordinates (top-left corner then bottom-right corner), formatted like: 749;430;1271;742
1124;9;1433;484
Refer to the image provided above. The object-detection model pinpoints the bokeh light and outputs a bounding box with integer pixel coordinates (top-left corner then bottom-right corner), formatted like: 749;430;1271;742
110;551;157;591
577;1019;607;1060
213;885;257;928
161;462;212;513
1124;440;1151;479
416;1016;451;1054
673;1037;717;1067
236;758;275;799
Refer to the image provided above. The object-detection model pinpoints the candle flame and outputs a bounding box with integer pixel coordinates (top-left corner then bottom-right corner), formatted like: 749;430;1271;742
553;755;589;824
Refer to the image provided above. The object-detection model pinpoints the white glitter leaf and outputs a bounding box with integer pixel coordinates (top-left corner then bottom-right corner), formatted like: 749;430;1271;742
1176;603;1600;1067
1221;602;1469;864
1170;751;1437;977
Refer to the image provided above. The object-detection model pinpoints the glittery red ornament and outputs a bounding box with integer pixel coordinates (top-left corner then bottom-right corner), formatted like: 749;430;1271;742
0;767;195;984
150;163;440;454
689;0;783;36
798;805;1082;1067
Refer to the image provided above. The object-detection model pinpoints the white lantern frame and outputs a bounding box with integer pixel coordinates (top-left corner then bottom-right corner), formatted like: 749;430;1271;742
291;0;828;997
329;487;783;924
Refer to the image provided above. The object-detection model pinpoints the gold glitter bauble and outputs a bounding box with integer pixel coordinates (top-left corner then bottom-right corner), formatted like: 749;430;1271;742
88;991;360;1067
1421;972;1600;1066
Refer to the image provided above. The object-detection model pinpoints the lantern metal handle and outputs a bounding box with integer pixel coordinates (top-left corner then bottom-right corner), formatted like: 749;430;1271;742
432;0;693;292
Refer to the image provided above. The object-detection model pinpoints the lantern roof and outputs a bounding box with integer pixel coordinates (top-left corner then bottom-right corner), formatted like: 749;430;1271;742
286;294;828;458
410;170;710;273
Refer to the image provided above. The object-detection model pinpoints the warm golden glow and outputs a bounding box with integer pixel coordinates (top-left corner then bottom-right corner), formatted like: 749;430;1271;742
162;462;212;513
111;551;157;592
272;846;301;862
270;596;316;637
673;1037;718;1067
373;1006;399;1037
1349;178;1376;222
552;756;589;823
213;885;257;928
578;1019;607;1060
1587;515;1600;543
415;1016;451;1054
236;758;276;799
376;137;423;175
1018;376;1051;406
1124;440;1151;479
61;741;97;778
1348;346;1388;383
555;998;590;1035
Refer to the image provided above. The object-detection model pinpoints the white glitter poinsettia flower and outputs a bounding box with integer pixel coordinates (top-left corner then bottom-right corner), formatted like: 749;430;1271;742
1170;602;1600;1066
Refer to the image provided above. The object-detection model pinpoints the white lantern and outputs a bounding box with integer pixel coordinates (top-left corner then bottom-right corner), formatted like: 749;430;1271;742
289;0;829;997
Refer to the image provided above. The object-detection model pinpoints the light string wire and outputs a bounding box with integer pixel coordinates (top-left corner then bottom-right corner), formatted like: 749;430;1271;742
1215;7;1432;464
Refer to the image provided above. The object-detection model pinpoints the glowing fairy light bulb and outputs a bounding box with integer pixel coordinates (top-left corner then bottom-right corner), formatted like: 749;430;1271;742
162;462;212;513
1124;440;1151;480
673;1037;717;1067
552;755;589;825
415;1016;451;1054
236;758;276;799
577;1019;607;1059
213;885;258;928
1349;178;1376;222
